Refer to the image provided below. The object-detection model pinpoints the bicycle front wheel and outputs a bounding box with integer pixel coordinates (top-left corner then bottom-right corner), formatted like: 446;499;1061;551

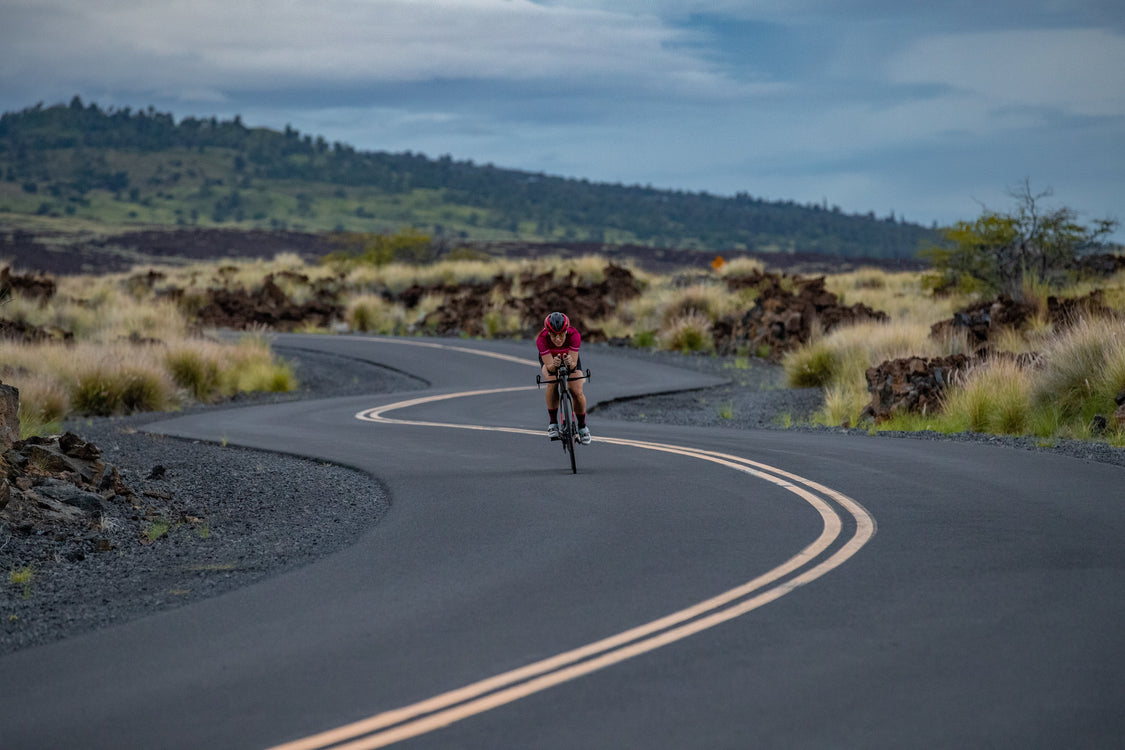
559;390;577;474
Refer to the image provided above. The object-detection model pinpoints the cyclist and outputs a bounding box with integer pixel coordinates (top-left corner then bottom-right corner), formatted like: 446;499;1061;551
537;311;591;444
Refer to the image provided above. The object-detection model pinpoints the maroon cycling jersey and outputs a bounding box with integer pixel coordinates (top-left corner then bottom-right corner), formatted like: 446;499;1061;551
536;325;581;359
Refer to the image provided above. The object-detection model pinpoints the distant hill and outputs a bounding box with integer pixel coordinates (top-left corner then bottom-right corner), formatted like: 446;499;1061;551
0;98;939;258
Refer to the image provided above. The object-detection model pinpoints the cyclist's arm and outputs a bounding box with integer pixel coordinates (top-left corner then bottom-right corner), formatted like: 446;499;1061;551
539;351;563;373
564;328;582;370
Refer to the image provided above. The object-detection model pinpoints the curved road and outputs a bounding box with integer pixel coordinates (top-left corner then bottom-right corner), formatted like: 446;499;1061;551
2;335;1123;749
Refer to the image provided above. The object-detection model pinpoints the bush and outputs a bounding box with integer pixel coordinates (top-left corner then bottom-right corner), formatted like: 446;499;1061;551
920;183;1118;297
166;348;223;402
346;295;403;334
16;378;69;438
1031;316;1125;424
657;313;713;353
784;339;839;388
349;300;377;332
120;369;174;412
660;285;722;325
70;366;121;416
233;360;296;393
941;360;1032;435
70;363;175;416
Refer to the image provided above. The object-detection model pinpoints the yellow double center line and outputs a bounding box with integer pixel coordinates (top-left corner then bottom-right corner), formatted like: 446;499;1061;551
269;382;875;750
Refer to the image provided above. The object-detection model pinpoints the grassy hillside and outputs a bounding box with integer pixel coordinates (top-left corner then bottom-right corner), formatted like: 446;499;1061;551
0;99;939;258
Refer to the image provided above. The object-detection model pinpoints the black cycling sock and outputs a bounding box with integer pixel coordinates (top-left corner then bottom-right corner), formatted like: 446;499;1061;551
548;409;558;424
577;413;586;428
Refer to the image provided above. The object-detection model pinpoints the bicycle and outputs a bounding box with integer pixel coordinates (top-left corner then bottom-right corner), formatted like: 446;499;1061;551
536;365;591;474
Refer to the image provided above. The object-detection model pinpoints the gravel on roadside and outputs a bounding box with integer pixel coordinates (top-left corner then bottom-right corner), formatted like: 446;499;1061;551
0;346;422;655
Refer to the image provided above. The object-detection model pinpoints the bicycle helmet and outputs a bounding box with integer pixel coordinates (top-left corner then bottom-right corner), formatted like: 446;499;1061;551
544;312;569;334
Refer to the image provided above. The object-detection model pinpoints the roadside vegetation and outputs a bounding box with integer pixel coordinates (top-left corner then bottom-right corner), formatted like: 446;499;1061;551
786;186;1125;446
2;185;1122;447
0;270;295;437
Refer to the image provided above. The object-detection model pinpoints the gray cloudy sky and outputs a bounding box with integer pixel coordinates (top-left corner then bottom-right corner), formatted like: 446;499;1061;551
3;0;1123;237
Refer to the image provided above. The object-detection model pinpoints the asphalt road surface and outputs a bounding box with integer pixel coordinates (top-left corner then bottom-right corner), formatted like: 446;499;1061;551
2;335;1123;749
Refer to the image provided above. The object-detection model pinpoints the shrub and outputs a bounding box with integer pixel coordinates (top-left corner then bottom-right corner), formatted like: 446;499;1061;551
16;377;69;438
166;347;223;402
1032;316;1125;424
346;294;403;334
784;320;955;391
941;360;1032;435
70;365;122;416
120;368;175;412
784;339;840;388
225;340;297;393
70;361;175;416
348;300;377;333
657;313;713;353
482;308;520;338
234;360;297;393
660;285;722;325
716;256;765;278
817;381;866;427
920;182;1118;297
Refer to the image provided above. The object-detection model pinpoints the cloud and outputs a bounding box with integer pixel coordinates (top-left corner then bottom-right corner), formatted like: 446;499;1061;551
0;0;750;103
887;28;1125;118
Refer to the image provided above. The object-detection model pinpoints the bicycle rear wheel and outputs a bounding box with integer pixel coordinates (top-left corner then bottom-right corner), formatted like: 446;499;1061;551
559;390;577;474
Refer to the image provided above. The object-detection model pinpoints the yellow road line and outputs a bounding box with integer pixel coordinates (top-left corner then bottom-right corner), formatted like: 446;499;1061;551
350;335;539;367
267;389;874;750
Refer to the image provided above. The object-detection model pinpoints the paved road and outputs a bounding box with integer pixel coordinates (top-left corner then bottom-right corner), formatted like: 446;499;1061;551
2;335;1123;749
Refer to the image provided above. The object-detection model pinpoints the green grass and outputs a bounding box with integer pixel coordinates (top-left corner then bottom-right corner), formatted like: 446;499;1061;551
69;364;176;416
165;349;224;402
231;359;296;393
9;566;35;598
144;519;171;543
657;313;714;353
0;144;615;240
785;340;841;388
1031;317;1125;425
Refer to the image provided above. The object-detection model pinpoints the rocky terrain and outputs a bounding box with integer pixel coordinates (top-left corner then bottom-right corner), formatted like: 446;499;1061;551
0;346;422;654
2;227;927;276
860;292;1125;426
713;270;888;360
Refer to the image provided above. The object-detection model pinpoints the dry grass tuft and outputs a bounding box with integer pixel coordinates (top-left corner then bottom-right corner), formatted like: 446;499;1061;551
940;359;1033;435
657;312;714;353
1031;316;1125;424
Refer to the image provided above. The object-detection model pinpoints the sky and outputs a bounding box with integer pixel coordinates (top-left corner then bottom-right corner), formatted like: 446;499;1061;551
2;0;1123;239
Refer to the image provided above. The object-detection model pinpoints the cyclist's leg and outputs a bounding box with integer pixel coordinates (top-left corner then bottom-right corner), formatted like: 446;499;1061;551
541;360;560;410
569;361;591;443
570;374;586;415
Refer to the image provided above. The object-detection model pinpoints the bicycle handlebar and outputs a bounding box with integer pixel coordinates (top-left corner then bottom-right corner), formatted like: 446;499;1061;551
536;368;591;388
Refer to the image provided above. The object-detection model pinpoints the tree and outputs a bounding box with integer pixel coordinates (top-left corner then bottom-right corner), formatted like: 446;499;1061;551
922;181;1118;297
